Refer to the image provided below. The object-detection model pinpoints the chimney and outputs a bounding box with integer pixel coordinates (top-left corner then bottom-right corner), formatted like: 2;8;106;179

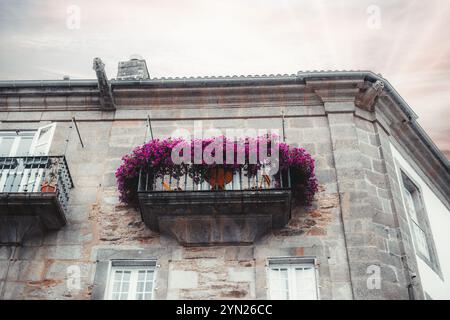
117;54;150;80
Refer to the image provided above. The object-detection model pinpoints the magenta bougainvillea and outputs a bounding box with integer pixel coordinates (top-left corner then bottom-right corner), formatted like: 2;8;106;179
115;135;318;205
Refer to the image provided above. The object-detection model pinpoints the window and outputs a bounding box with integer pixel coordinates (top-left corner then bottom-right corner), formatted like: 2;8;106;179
0;131;35;157
400;172;439;270
267;258;318;300
106;260;156;300
0;124;57;193
402;184;431;260
0;124;56;157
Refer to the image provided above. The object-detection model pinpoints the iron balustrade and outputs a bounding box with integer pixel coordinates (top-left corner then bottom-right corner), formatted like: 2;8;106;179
0;156;74;212
138;164;291;192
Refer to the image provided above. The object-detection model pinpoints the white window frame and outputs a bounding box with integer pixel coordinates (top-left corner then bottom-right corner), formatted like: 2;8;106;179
0;125;56;193
402;185;431;261
104;260;157;300
29;123;56;156
393;160;442;278
0;130;36;157
0;130;37;192
267;257;319;300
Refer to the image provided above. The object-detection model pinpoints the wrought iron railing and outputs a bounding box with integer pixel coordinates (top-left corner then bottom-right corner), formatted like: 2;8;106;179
138;164;291;192
0;156;74;211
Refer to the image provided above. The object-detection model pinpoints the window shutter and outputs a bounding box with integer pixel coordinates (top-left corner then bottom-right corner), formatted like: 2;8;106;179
30;123;56;156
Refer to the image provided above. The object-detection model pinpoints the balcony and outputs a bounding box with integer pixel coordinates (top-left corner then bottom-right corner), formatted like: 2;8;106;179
0;156;73;244
137;165;292;245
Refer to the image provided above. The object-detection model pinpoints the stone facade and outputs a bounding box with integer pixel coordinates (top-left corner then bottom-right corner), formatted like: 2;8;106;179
0;64;449;300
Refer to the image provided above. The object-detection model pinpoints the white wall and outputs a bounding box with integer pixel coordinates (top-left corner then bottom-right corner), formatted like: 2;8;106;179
391;143;450;299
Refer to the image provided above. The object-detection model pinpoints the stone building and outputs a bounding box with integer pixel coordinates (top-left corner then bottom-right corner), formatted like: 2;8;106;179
0;57;449;300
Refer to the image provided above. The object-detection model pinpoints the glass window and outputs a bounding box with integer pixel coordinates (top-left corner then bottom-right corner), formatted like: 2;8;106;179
401;172;437;267
0;131;36;157
402;183;431;261
15;135;34;156
0;136;15;156
268;259;318;300
106;262;156;300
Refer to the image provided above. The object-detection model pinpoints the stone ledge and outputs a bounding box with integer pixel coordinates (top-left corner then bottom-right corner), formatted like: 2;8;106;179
0;192;67;244
138;190;292;245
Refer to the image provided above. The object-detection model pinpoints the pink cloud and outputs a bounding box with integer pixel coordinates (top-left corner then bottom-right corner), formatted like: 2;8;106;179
0;0;448;154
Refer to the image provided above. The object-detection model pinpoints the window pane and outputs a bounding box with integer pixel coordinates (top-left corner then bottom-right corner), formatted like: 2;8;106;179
114;270;123;280
143;292;152;300
269;268;289;300
137;281;144;292
16;137;33;156
411;221;431;261
269;262;318;300
0;137;14;156
119;293;128;300
296;267;317;300
138;270;146;281
110;270;131;300
122;271;131;281
109;266;155;300
121;280;130;292
402;175;433;264
403;188;419;223
144;283;153;293
112;282;121;293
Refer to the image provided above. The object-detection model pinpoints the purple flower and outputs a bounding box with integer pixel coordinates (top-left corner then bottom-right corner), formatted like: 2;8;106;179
116;135;318;205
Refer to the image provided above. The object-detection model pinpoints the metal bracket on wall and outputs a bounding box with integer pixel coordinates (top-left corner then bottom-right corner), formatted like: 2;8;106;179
72;117;84;148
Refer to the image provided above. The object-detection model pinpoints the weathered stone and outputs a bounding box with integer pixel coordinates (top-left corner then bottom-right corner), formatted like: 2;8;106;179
47;245;82;260
227;268;254;282
169;270;198;289
1;70;447;301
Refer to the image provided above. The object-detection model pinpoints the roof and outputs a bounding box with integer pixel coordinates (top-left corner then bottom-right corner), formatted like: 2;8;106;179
0;70;448;174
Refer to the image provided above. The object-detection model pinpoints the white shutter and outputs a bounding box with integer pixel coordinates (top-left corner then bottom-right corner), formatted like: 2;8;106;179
19;123;57;192
30;123;56;156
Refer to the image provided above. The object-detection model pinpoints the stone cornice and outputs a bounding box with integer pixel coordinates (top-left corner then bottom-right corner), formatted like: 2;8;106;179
0;71;448;205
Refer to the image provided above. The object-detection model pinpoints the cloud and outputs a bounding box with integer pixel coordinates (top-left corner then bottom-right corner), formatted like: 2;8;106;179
0;0;448;153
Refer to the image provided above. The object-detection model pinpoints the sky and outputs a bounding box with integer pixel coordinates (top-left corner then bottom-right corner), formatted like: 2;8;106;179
0;0;448;156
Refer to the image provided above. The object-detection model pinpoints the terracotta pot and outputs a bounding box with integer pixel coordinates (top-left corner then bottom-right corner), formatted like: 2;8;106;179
41;182;56;193
205;166;233;190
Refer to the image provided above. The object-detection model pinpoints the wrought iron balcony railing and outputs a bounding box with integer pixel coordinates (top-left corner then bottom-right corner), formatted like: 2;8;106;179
138;164;291;193
0;156;73;212
136;164;292;245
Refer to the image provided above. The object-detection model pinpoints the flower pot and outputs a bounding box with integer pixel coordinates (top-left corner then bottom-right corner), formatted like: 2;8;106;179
41;182;56;193
205;166;233;190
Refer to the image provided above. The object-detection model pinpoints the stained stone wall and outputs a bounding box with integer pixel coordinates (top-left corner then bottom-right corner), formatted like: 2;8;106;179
0;78;445;300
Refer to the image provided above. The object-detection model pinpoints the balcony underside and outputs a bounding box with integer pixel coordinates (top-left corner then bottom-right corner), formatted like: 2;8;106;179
138;189;291;245
0;193;67;244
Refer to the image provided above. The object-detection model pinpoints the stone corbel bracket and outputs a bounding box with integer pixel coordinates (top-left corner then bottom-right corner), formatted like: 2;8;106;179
355;80;385;112
305;77;385;115
93;57;116;110
305;78;363;105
